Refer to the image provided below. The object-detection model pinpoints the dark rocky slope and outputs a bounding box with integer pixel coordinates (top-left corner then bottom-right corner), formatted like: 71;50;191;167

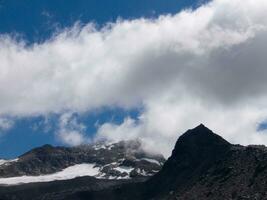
0;176;146;200
67;124;267;200
0;140;165;179
2;124;267;200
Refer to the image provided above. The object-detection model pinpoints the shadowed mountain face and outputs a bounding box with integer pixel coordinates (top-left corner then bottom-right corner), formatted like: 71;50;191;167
1;125;267;200
66;125;267;200
142;124;232;199
0;140;165;180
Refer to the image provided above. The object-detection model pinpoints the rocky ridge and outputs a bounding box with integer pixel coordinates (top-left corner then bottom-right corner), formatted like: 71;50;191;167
2;125;267;200
0;140;165;180
66;124;267;200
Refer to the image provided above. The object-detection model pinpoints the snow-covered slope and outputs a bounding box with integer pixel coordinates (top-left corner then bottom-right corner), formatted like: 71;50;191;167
0;140;165;185
0;160;6;165
0;164;100;185
0;158;18;166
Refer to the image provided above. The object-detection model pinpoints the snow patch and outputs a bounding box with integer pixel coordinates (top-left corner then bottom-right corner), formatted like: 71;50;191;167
0;164;100;186
136;168;148;176
114;166;134;174
0;160;7;166
139;158;161;165
93;144;106;150
0;158;19;166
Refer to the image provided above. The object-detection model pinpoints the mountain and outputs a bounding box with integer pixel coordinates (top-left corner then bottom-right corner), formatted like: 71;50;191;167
143;124;232;199
0;140;165;183
64;124;267;200
1;125;267;200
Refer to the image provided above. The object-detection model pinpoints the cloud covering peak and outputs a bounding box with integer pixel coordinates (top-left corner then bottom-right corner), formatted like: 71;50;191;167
1;0;267;155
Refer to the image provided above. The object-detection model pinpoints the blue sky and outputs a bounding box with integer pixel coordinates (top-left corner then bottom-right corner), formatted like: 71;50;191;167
0;108;139;158
0;0;204;158
1;0;267;158
0;0;204;43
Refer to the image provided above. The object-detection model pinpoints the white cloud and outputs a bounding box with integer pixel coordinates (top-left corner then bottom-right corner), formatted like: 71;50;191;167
97;96;267;156
57;112;88;146
1;0;267;155
0;118;14;133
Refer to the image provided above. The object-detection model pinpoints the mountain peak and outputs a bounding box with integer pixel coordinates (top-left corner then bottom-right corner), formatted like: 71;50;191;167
195;123;209;130
186;123;213;135
175;124;230;150
41;144;54;148
166;125;231;172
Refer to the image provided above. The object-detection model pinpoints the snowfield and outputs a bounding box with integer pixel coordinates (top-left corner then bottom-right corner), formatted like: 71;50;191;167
0;164;100;185
0;158;18;166
0;160;7;165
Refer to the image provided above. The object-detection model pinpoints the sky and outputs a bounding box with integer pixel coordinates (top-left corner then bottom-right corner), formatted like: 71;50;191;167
1;0;267;159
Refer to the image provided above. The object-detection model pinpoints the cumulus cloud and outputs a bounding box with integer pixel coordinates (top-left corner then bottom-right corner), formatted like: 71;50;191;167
97;97;267;156
0;118;14;133
1;0;267;155
57;113;88;146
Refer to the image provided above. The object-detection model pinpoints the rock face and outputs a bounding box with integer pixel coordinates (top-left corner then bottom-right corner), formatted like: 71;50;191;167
66;124;267;200
0;140;165;180
2;124;267;200
143;124;232;199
